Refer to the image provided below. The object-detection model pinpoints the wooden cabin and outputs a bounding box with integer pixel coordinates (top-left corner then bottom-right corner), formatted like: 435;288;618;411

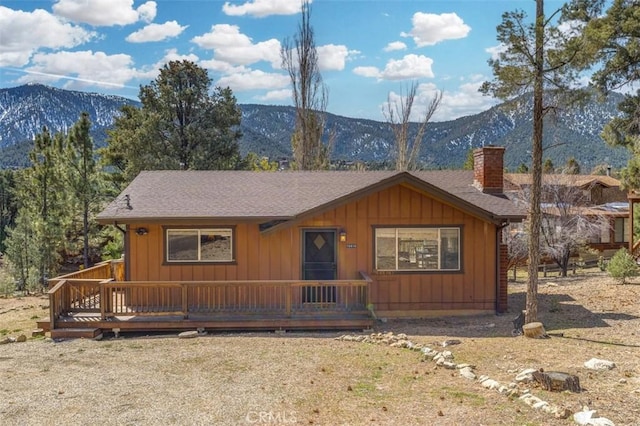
44;147;526;337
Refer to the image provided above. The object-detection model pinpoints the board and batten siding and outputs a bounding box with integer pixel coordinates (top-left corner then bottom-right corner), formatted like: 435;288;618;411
126;183;498;316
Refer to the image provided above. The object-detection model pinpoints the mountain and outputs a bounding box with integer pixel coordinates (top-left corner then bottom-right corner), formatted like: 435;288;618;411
0;84;630;171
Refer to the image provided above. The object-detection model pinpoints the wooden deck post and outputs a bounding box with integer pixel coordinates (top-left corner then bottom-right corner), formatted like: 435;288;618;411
285;285;292;317
182;284;188;319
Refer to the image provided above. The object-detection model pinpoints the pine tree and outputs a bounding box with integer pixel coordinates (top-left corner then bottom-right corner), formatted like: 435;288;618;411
65;112;103;268
6;128;67;289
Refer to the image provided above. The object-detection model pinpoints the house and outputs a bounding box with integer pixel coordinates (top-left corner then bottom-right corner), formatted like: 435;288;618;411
503;172;631;253
43;147;526;337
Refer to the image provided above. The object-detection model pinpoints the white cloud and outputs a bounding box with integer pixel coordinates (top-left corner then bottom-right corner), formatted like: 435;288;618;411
355;54;435;81
137;49;201;80
216;70;290;91
17;50;137;89
381;79;496;122
485;43;507;61
383;41;407;52
353;66;382;79
136;1;157;23
199;59;249;74
432;80;498;121
52;0;157;26
126;21;187;43
256;89;291;101
192;24;281;68
222;0;304;17
317;44;352;71
401;12;470;47
0;6;94;67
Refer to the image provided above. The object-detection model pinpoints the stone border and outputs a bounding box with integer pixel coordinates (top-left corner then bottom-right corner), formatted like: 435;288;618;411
336;332;615;425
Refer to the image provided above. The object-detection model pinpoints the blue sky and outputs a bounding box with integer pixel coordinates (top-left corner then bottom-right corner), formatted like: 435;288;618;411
0;0;568;122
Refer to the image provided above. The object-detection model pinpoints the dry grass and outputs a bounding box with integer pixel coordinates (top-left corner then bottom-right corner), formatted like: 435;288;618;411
0;272;639;425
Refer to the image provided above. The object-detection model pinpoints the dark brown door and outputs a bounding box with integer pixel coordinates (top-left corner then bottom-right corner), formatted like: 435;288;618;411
302;230;337;280
302;230;337;303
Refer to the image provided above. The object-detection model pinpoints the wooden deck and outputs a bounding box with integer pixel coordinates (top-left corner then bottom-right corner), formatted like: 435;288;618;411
46;261;373;335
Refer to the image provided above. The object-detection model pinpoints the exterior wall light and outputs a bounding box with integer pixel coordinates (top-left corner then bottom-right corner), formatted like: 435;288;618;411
339;230;347;242
136;227;148;236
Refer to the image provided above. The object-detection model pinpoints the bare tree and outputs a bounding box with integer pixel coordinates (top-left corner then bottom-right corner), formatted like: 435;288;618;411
280;0;332;170
504;223;529;280
384;82;442;171
510;173;608;277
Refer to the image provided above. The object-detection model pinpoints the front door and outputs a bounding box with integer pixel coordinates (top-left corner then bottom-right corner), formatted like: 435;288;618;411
302;229;337;303
302;229;337;280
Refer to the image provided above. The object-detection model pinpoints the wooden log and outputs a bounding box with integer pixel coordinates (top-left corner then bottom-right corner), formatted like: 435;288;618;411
522;321;547;338
532;371;581;393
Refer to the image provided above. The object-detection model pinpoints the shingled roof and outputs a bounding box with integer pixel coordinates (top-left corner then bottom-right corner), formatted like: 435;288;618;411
504;173;622;189
97;170;526;226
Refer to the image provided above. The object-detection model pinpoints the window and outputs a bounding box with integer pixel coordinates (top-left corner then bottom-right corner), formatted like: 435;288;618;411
614;217;629;243
166;228;234;263
375;227;460;271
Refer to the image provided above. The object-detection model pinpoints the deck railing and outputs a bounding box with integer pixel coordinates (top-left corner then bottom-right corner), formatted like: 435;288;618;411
48;267;371;326
99;278;370;319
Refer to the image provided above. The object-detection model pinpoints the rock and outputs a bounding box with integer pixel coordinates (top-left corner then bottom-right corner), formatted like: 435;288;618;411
420;347;438;359
481;379;500;390
32;328;45;337
16;334;27;342
619;378;627;384
442;339;461;347
532;401;549;410
522;395;544;407
178;330;198;339
441;350;453;360
459;367;476;380
515;368;538;383
553;407;572;419
0;337;10;345
441;361;457;370
456;363;475;370
574;410;597;425
590;418;615;426
584;358;616;370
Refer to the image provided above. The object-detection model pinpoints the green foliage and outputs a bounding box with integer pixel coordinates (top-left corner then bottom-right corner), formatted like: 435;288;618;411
462;148;474;170
542;158;554;173
564;157;580;174
240;152;279;171
606;248;639;284
516;163;529;173
5;128;69;289
0;170;18;253
102;60;242;186
566;0;640;191
65;112;104;268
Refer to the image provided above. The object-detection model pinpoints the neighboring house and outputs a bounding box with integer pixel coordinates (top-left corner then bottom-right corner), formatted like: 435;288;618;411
44;147;526;337
503;172;630;253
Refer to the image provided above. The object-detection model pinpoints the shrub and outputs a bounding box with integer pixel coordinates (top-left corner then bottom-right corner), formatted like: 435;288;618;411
606;248;639;284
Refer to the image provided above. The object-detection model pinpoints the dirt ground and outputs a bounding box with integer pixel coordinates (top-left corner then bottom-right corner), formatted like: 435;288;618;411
0;271;638;425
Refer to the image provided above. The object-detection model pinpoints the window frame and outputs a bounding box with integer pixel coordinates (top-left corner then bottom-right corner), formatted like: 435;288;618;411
614;217;629;243
373;225;462;273
163;226;236;265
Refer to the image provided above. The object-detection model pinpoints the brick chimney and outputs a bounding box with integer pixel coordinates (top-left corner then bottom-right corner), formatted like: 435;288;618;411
473;146;505;194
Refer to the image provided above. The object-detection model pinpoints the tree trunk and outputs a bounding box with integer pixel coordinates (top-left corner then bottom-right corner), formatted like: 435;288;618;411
532;371;581;393
526;0;545;324
522;321;547;338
